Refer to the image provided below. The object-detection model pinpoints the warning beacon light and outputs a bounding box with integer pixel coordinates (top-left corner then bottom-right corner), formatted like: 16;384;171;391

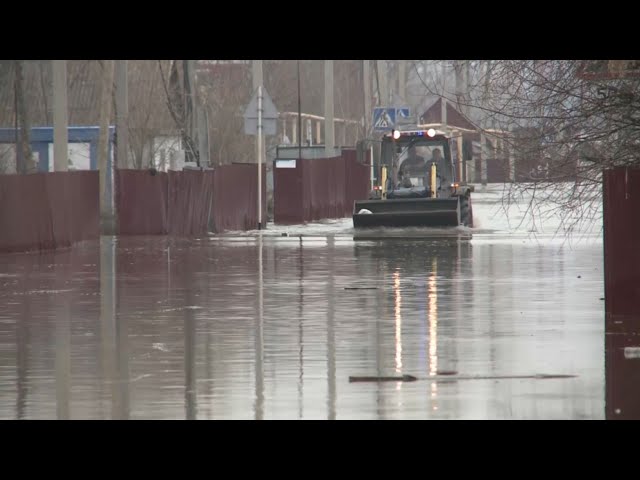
427;128;436;137
392;129;401;140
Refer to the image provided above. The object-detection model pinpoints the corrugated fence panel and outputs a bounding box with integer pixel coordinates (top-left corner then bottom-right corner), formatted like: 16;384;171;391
603;167;640;420
116;169;168;235
0;171;99;253
211;164;266;232
273;152;370;225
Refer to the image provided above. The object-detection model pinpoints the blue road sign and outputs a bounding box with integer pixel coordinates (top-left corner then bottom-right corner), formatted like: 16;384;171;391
373;107;396;131
396;107;410;119
373;107;411;131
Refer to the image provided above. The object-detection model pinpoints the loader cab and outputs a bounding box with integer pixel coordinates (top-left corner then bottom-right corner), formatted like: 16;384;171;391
355;128;474;228
378;129;456;193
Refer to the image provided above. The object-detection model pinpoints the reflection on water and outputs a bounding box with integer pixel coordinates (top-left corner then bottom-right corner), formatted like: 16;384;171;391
428;257;438;410
393;271;402;374
326;236;336;420
0;233;612;419
254;234;264;421
184;258;197;421
55;256;71;420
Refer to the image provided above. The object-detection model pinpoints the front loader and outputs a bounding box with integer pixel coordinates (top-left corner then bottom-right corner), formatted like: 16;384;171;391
352;127;473;229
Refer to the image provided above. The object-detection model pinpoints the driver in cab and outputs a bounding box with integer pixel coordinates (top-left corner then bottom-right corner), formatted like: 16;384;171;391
398;146;425;187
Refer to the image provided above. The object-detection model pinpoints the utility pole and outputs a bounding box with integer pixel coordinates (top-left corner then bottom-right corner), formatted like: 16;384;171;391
441;61;448;127
465;60;471;118
481;132;488;186
115;60;128;169
98;60;115;231
197;106;209;168
252;60;264;165
324;60;335;157
480;60;491;188
14;61;35;174
187;60;208;168
363;60;372;136
483;60;492;126
455;60;465;116
43;61;53;126
182;60;198;165
52;60;68;172
186;60;199;166
376;60;388;106
297;60;302;161
454;61;466;182
188;60;199;165
398;60;406;101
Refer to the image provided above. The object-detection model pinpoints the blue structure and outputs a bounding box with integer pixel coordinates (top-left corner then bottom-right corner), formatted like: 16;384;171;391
0;126;116;207
0;126;115;172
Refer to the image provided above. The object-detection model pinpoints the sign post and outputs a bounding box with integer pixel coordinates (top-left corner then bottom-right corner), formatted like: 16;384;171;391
243;86;278;230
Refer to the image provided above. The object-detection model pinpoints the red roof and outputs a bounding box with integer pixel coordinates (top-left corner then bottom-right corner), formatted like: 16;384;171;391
419;98;478;131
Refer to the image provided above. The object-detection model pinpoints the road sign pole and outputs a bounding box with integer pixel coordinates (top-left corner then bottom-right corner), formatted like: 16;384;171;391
242;85;278;231
258;85;263;230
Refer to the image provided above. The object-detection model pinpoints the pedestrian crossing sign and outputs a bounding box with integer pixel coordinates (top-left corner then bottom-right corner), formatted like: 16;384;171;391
373;107;396;131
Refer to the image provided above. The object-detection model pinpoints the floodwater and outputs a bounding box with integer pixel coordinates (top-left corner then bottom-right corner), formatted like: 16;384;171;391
0;185;614;420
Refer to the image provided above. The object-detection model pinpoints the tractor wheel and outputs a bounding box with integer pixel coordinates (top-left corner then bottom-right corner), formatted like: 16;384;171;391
460;194;473;227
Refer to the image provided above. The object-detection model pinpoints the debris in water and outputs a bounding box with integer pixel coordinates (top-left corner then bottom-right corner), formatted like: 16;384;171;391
349;374;418;383
152;343;170;352
349;373;577;383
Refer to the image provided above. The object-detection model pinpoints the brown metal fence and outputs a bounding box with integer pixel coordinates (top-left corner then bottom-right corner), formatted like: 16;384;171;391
274;149;370;225
603;167;640;419
0;171;99;253
116;166;266;236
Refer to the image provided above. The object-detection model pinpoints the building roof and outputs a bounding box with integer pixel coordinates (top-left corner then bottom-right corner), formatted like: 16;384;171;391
419;97;478;132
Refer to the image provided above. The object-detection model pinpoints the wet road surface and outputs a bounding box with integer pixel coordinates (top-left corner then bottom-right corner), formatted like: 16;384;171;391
0;230;606;419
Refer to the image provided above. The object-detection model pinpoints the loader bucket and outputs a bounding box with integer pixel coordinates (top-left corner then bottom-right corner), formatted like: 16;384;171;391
352;197;460;229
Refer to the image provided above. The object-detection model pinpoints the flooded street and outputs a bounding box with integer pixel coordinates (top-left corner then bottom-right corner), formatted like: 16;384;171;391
0;191;606;419
5;58;639;421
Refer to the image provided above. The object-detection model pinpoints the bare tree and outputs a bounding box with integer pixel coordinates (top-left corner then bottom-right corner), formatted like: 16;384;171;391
130;60;177;169
410;60;640;237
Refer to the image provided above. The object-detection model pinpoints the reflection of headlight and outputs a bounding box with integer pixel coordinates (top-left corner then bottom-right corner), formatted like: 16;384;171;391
427;128;436;137
392;129;401;140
